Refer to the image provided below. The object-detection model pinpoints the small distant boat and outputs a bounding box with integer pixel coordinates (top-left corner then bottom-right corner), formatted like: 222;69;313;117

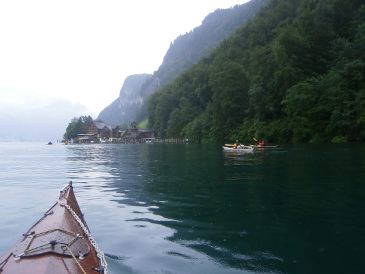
46;142;53;145
222;146;254;152
0;182;107;273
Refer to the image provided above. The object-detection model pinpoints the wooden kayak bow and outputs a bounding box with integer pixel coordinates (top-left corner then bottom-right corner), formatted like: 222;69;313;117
0;182;107;274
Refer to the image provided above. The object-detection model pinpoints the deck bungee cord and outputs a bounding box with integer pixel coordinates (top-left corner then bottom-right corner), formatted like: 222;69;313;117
0;181;108;274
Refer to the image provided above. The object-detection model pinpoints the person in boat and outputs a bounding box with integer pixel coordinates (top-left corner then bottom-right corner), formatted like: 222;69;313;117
233;140;244;149
259;141;266;146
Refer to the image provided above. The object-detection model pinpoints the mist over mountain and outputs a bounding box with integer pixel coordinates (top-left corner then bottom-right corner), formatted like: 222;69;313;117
0;95;90;142
98;0;269;126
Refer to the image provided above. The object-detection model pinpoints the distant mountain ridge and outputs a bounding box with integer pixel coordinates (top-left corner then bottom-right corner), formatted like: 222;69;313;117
0;99;89;142
97;0;269;126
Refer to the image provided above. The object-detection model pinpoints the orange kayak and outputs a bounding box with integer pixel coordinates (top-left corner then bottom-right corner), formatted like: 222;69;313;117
0;182;107;274
250;145;278;148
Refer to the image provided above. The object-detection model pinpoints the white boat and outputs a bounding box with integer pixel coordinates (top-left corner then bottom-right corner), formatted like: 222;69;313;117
222;146;254;152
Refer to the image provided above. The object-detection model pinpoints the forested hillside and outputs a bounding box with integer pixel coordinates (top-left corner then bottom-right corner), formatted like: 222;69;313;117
155;0;270;88
98;0;269;127
148;0;365;143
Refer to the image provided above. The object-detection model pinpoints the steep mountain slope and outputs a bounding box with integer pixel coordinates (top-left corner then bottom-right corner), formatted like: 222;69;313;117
97;0;269;126
155;0;270;87
98;74;152;127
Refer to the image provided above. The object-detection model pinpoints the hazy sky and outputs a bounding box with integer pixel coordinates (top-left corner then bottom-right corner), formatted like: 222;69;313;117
0;0;249;115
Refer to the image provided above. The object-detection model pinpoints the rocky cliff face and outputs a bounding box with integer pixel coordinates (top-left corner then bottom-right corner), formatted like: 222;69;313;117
97;74;151;127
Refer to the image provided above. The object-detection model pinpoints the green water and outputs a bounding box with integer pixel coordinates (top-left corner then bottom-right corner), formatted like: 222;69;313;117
0;142;364;273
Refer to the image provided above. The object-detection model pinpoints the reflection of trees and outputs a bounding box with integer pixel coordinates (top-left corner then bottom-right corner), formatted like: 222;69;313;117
137;144;285;271
67;143;365;273
67;144;283;270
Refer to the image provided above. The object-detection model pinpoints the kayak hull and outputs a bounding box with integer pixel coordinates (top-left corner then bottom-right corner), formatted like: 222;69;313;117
0;182;105;274
222;146;254;152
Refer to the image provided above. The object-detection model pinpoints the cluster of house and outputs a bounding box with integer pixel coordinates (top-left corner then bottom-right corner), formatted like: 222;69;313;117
77;122;156;143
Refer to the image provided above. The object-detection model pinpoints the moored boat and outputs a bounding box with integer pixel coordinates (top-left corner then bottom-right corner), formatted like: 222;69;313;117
0;182;107;274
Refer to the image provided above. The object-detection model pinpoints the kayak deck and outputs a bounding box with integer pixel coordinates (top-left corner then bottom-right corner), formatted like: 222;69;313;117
250;145;278;148
0;182;107;274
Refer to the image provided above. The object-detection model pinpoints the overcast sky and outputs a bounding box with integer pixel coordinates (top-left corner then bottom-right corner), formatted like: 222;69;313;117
0;0;249;115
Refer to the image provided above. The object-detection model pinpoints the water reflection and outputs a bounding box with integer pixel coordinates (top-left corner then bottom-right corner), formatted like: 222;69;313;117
64;144;279;273
62;143;365;274
223;150;255;166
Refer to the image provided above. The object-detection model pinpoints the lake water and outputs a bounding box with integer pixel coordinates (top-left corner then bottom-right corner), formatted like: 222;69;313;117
0;142;364;273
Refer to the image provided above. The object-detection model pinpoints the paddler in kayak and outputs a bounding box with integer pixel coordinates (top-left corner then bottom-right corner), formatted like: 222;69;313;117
233;140;244;149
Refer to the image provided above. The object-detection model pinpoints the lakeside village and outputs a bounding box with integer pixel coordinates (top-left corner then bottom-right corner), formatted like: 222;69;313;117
67;122;157;144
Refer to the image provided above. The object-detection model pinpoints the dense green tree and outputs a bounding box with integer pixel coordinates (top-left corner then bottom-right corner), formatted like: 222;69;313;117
64;116;93;140
80;116;93;127
183;106;214;143
148;89;176;138
210;60;249;132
